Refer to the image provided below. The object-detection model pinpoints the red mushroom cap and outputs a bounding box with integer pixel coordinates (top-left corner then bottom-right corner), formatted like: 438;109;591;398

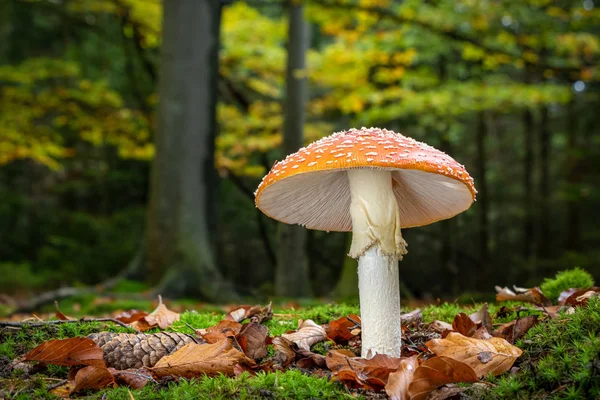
255;127;476;231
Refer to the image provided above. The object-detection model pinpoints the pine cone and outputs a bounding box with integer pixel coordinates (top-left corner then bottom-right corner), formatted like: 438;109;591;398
88;331;202;370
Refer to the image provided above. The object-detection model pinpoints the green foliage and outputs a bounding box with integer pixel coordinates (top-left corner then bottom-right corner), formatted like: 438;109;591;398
540;268;595;302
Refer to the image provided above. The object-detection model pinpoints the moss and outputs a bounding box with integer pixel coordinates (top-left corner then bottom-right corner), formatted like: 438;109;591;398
471;297;600;399
540;268;595;303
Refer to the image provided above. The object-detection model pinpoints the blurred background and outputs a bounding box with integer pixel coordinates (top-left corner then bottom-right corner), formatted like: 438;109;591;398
0;0;598;308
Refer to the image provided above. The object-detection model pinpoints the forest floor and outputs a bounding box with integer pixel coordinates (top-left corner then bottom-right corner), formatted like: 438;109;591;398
0;272;599;399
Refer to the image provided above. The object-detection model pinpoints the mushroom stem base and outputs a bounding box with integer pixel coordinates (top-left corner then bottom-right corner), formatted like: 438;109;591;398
358;245;401;358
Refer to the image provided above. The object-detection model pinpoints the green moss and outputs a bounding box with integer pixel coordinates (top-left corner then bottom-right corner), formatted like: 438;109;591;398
471;297;600;399
540;267;595;303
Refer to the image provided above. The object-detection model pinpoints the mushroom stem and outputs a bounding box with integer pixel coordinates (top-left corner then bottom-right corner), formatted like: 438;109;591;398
358;245;402;358
347;169;406;358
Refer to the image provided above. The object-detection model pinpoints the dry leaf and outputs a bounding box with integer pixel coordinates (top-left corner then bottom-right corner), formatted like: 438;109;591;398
49;381;75;398
282;319;327;350
385;355;418;400
113;310;149;324
494;315;538;343
326;350;403;391
563;287;600;307
198;320;242;344
426;332;522;377
469;303;493;333
24;337;105;367
131;295;180;331
54;301;72;321
401;309;423;326
271;336;296;369
408;356;478;400
452;313;477;337
430;320;453;333
72;365;116;393
495;286;551;306
151;338;255;378
109;368;153;389
325;314;361;344
225;302;273;324
237;323;268;360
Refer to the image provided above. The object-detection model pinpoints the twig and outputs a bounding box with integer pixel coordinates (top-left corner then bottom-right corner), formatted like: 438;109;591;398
0;318;136;331
46;379;68;391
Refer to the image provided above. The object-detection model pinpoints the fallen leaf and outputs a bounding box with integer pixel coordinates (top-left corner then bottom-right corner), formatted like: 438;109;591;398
198;320;242;344
271;337;296;369
225;302;273;324
401;309;423;326
237;323;268;360
326;350;403;391
430;320;453;333
24;338;105;367
113;310;149;324
72;365;115;393
563;287;600;307
151;338;255;378
54;301;72;321
452;313;477;337
426;332;522;377
49;381;75;398
385;355;418;400
325;314;361;344
469;303;493;333
495;286;551;306
494;315;538;343
282;319;327;351
131;295;180;331
109;368;152;389
296;347;327;369
408;356;478;400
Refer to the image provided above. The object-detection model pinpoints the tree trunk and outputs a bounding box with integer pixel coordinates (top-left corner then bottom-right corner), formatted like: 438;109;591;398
539;106;551;258
523;108;535;260
146;0;236;301
332;233;359;300
475;112;489;278
565;100;580;251
275;1;310;297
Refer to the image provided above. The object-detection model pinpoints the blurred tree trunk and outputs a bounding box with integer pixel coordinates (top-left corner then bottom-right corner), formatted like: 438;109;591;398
476;112;489;276
539;106;551;258
566;100;580;251
332;233;358;299
523;108;535;260
146;0;236;300
276;1;311;297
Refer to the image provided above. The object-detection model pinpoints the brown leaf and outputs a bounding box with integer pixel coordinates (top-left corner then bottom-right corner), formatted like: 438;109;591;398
430;320;453;333
49;381;75;398
385;355;418;400
54;301;72;321
225;302;273;324
325;314;361;344
72;365;115;393
408;356;478;400
109;368;152;389
326;350;403;391
282;319;327;350
271;336;296;369
113;310;149;324
151;339;255;378
426;332;522;377
198;320;242;344
237;323;268;360
494;315;538;343
452;313;477;337
495;286;551;306
563;287;600;307
131;295;180;331
469;303;493;333
24;338;105;367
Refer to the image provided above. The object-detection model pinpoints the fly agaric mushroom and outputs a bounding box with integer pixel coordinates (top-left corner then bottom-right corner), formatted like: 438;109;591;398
255;127;476;358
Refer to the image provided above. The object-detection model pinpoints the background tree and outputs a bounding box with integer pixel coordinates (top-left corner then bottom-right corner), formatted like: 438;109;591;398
145;0;236;300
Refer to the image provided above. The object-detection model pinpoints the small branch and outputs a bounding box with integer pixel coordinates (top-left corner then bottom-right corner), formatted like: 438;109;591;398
46;379;69;391
0;318;136;331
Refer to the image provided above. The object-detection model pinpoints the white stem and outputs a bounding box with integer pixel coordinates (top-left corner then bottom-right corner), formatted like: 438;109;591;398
358;246;402;358
347;169;406;358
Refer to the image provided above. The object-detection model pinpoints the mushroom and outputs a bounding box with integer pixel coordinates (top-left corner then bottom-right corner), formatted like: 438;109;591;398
255;127;476;358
